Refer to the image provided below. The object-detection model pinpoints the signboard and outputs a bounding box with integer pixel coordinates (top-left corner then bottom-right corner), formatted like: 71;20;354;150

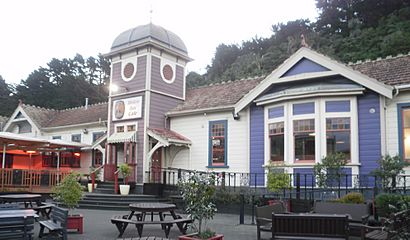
112;96;142;121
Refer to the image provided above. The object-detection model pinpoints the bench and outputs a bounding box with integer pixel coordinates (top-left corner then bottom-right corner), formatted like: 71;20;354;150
0;215;35;240
33;202;54;219
111;215;193;238
313;201;370;236
361;209;410;240
0;203;20;210
272;213;349;239
255;202;287;240
39;205;68;240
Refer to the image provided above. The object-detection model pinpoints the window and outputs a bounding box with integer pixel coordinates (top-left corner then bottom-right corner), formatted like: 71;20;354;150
60;152;81;168
42;152;58;167
127;125;136;132
52;136;61;140
71;134;81;143
294;119;315;161
209;120;227;167
326;118;351;160
92;132;105;142
269;122;284;161
401;107;410;161
116;126;124;133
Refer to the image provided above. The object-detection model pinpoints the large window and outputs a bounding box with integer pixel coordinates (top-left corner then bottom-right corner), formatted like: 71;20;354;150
294;119;315;161
269;122;284;161
92;132;105;142
401;108;410;160
209;120;227;167
326;118;351;160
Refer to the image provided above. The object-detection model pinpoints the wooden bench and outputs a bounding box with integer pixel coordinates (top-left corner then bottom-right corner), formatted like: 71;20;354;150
361;209;410;240
111;215;193;238
0;203;20;210
255;202;287;240
0;215;35;240
313;201;370;236
33;202;54;219
272;213;349;239
39;205;68;240
118;237;172;240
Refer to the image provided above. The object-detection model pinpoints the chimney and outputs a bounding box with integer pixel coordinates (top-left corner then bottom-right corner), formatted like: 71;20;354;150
85;98;89;110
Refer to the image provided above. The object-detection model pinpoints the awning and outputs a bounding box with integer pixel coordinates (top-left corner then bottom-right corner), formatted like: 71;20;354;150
147;128;191;147
107;131;137;144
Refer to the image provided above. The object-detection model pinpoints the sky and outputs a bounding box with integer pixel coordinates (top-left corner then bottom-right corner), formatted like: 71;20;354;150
0;0;318;85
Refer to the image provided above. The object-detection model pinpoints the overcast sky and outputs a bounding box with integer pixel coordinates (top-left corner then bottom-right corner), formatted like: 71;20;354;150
0;0;318;84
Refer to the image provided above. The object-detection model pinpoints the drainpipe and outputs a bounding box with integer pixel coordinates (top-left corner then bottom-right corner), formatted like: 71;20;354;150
85;98;89;110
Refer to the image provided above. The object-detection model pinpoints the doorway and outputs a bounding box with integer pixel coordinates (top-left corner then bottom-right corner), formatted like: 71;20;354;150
151;148;162;182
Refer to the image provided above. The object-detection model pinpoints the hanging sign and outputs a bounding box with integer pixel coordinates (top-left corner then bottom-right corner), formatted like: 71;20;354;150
112;96;142;121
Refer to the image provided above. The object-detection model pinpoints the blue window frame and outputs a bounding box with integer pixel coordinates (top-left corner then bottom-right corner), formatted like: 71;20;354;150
398;103;410;161
208;120;228;168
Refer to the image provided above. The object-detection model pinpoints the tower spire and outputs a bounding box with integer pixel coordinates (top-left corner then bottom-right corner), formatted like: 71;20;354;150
149;5;153;23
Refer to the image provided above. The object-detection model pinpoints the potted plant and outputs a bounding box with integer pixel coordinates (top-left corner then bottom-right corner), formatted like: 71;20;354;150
119;163;132;195
178;172;223;240
52;172;84;233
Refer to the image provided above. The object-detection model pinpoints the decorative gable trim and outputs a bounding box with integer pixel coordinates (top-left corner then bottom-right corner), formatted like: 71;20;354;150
234;47;393;114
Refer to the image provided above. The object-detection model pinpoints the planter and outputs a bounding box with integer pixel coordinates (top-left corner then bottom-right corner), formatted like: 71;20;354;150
87;183;97;193
120;184;130;195
178;233;224;240
67;214;83;234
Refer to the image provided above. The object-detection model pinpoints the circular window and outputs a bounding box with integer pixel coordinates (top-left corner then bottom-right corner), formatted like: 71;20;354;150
162;64;174;81
123;63;135;80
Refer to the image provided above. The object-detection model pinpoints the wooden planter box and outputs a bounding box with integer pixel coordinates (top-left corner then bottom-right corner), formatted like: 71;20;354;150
178;234;224;240
67;214;83;234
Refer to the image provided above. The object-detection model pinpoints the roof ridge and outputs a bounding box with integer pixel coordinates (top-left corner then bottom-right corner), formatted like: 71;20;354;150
58;102;108;112
22;103;56;112
348;51;410;66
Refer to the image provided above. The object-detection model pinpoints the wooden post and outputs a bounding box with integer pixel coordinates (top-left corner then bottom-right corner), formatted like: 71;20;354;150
1;144;5;169
124;142;127;164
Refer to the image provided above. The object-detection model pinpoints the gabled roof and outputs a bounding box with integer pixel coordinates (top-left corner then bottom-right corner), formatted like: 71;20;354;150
234;47;394;114
351;53;410;86
147;127;191;146
20;104;56;128
168;76;264;116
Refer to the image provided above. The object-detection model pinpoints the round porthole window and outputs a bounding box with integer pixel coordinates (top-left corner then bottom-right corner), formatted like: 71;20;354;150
162;64;174;82
123;62;135;81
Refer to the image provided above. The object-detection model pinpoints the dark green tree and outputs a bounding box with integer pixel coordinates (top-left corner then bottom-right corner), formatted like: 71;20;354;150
0;75;17;116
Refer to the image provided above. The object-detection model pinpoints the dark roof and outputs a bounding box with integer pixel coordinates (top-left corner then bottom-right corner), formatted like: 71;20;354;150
20;103;107;128
170;76;265;113
148;127;190;143
0;116;8;123
351;53;410;86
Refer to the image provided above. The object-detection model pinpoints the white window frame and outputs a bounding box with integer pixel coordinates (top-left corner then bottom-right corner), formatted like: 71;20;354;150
264;97;358;167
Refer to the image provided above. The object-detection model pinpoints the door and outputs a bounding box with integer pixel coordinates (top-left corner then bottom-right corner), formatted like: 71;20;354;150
151;148;162;183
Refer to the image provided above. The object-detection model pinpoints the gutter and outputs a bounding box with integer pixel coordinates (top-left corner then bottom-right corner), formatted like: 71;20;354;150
167;105;235;117
42;121;107;131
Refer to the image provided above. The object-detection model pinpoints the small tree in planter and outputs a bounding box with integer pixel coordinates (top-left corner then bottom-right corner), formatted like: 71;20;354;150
119;163;132;195
178;172;223;240
371;155;408;192
52;172;84;233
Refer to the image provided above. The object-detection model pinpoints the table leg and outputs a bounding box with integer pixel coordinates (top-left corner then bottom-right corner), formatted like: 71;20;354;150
170;210;185;233
159;212;165;230
127;211;135;220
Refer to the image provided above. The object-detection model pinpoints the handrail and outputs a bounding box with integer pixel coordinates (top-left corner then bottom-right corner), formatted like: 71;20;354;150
91;165;104;192
114;169;120;194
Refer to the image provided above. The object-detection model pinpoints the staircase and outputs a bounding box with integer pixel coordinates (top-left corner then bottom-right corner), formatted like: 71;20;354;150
79;181;170;210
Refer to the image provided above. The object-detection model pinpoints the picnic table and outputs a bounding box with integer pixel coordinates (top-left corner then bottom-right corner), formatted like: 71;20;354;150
0;194;42;208
0;209;37;239
111;202;192;238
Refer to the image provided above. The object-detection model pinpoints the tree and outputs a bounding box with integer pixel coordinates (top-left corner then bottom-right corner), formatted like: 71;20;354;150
0;75;17;116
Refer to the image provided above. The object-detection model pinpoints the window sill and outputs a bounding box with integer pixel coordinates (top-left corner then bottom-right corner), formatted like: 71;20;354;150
206;165;229;169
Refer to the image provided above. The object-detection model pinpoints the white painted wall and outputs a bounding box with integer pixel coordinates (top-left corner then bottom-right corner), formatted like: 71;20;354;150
170;109;249;173
43;126;106;144
385;90;410;174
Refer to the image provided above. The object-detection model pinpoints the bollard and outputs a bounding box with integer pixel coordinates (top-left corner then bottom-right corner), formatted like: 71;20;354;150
239;193;244;224
251;195;255;225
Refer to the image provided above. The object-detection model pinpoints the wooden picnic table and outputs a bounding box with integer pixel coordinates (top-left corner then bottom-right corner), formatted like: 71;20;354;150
111;202;192;238
0;194;42;208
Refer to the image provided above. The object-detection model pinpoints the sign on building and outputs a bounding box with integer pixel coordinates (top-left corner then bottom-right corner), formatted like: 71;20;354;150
112;96;142;121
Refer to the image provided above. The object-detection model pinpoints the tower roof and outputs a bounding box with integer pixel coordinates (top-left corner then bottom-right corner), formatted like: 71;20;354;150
109;23;188;58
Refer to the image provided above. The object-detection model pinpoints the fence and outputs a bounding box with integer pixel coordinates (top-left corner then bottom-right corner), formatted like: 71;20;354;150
0;168;71;193
145;167;410;199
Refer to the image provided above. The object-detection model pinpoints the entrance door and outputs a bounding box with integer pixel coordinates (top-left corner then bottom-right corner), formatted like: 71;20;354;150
151;148;162;183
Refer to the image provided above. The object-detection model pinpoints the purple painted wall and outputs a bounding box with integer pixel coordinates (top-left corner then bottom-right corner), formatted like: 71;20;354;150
268;106;284;119
149;92;183;129
326;100;350;112
293;102;315;115
293;168;315;187
151;56;184;99
358;91;381;175
250;103;265;186
282;58;329;77
111;56;147;91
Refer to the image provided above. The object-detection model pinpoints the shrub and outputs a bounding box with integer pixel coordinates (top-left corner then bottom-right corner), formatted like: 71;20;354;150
119;163;132;184
52;172;83;211
266;164;292;193
371;155;408;191
314;153;347;188
338;192;365;204
375;193;410;217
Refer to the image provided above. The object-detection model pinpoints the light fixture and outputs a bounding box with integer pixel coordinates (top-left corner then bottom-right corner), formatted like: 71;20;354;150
74;152;81;157
308;133;316;136
26;150;36;154
110;84;128;93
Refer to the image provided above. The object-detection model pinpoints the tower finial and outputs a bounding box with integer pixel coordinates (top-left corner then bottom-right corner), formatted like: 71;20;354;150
149;5;153;23
301;34;309;48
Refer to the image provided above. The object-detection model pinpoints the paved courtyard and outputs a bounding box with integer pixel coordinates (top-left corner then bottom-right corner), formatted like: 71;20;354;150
34;209;257;240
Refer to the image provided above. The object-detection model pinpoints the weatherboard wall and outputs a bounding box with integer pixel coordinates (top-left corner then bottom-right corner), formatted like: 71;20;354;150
151;56;184;99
